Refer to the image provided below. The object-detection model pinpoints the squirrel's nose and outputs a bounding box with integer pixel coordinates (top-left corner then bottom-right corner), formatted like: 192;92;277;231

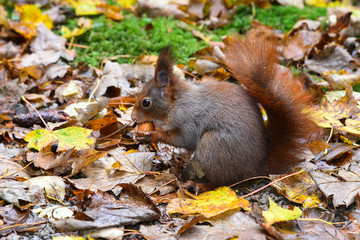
131;110;138;122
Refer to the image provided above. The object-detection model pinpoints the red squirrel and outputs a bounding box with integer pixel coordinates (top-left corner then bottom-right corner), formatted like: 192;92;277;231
131;29;318;186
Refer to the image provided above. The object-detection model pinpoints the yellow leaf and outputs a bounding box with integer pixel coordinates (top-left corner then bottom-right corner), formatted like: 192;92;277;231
97;3;123;21
117;0;137;9
0;5;10;28
305;0;329;7
337;119;360;137
53;236;86;240
61;18;93;38
14;4;53;37
24;129;57;151
66;0;101;15
54;127;95;151
62;81;81;97
308;99;351;129
167;187;251;218
270;171;324;208
262;198;302;226
24;127;94;151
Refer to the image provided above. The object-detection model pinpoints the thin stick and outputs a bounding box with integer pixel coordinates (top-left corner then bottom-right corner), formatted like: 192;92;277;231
239;169;304;198
110;231;150;240
148;179;177;196
88;78;101;102
0;220;47;231
229;175;270;188
181;69;200;80
0;161;33;180
21;96;51;131
66;43;88;48
326;127;333;143
297;218;332;225
97;121;132;140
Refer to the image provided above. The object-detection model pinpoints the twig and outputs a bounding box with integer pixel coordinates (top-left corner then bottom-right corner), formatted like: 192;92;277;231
239;169;304;198
229;175;270;188
297;218;333;225
88;78;101;102
0;220;47;232
110;230;150;240
0;161;33;180
97;121;133;140
182;69;200;80
148;179;177;196
66;43;88;48
21;96;51;131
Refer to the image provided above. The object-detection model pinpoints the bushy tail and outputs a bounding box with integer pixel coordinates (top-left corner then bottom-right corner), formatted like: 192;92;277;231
224;29;318;173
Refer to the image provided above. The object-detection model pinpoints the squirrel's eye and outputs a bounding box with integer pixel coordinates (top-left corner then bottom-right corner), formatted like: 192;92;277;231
141;98;152;108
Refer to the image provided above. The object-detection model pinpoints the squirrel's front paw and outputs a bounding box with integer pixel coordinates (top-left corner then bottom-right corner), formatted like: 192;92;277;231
134;134;152;144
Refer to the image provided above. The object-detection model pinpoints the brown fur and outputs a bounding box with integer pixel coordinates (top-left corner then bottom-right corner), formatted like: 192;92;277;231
224;29;318;173
131;29;318;186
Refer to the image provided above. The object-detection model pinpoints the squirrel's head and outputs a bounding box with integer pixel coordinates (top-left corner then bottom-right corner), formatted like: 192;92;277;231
131;47;178;130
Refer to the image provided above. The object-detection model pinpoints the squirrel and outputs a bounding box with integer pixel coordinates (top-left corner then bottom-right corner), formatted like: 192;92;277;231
131;29;318;186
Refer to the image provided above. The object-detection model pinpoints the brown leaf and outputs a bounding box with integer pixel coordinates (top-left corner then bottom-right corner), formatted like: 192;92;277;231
311;167;360;207
283;30;322;61
305;45;356;75
327;12;352;34
85;114;118;131
20;24;66;67
68;151;154;193
0;205;46;235
54;184;160;231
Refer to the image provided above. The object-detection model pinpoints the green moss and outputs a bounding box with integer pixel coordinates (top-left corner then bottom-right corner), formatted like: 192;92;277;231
353;84;360;92
63;14;209;66
255;5;326;32
59;5;327;66
212;5;327;38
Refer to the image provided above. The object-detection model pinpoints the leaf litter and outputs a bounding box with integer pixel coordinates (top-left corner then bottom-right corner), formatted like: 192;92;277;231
1;1;360;239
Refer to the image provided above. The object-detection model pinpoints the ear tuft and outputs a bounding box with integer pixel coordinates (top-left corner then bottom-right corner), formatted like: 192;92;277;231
155;46;174;87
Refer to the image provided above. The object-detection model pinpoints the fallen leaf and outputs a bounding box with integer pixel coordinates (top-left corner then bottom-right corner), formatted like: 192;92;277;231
61;17;93;38
54;184;160;231
262;198;302;226
0;205;46;235
27;176;66;201
0;158;30;179
24;126;94;151
0;179;46;207
37;206;74;220
63;97;109;123
167;186;251;218
305;44;356;74
96;62;155;97
12;4;53;38
311;168;360;207
20;24;66;67
270;171;325;208
68;151;154;193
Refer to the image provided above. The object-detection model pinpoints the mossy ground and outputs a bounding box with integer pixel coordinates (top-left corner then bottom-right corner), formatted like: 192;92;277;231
57;4;326;66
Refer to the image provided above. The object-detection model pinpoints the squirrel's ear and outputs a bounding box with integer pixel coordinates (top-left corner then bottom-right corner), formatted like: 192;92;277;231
157;70;169;88
155;46;174;88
